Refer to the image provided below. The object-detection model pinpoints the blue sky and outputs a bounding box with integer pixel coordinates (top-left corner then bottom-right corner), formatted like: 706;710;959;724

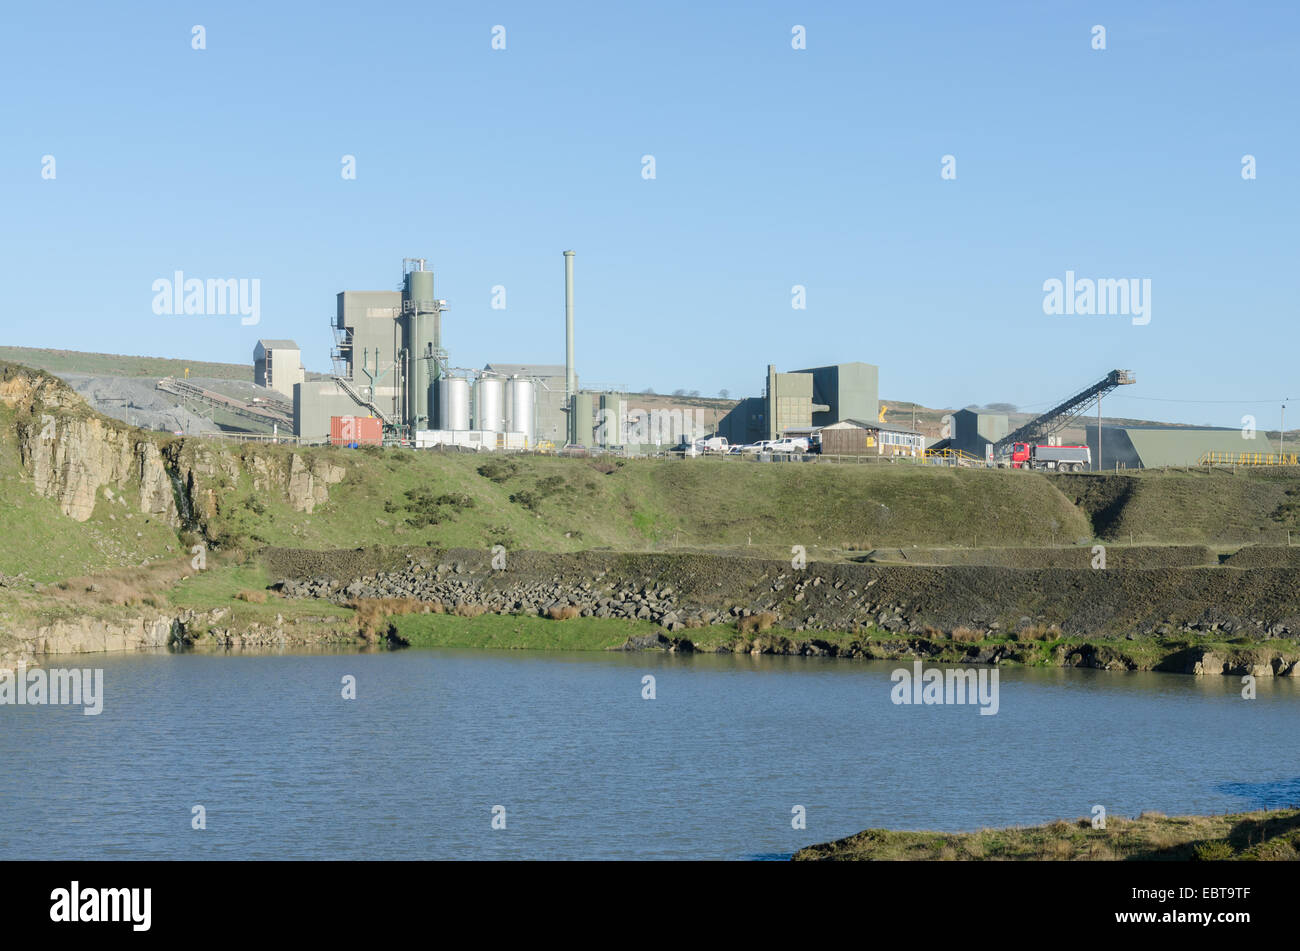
2;1;1296;426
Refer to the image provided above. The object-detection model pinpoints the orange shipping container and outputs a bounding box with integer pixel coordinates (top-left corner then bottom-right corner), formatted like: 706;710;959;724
330;415;382;447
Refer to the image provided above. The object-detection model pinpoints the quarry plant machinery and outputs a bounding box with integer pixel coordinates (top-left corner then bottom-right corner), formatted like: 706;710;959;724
992;369;1135;469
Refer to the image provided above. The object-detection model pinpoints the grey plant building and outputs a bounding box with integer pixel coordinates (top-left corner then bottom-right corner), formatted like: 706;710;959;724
718;362;880;445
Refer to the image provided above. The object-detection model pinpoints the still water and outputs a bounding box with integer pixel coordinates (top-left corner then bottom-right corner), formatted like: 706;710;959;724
1;649;1296;860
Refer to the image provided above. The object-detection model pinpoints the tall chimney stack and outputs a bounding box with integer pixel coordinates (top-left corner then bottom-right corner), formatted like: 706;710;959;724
564;250;575;403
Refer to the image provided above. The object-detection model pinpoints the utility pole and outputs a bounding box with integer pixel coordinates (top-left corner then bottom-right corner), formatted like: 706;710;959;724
1097;393;1102;471
1282;399;1288;458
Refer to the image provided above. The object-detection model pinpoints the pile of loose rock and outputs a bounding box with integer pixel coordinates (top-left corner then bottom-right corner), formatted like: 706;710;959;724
274;558;753;634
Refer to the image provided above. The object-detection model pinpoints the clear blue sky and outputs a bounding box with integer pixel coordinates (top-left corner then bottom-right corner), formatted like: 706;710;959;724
2;1;1296;427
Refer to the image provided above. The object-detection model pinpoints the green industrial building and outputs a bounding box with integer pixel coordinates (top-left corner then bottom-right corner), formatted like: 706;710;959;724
718;362;879;445
294;261;444;441
1085;424;1263;469
949;409;1009;459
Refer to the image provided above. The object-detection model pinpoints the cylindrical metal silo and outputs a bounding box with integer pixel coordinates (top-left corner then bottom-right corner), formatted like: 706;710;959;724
403;266;438;431
474;375;505;433
507;377;535;443
573;392;595;447
599;392;622;447
439;377;470;430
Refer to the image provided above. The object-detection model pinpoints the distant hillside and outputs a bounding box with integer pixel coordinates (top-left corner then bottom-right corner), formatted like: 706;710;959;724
0;346;255;381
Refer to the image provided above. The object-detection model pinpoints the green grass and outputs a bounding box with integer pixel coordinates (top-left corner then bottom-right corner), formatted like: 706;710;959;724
1056;468;1298;544
794;808;1300;861
165;560;352;622
391;612;666;651
190;445;1100;554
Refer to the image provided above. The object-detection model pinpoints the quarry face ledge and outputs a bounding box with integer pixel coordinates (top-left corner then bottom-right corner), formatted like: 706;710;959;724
2;363;344;525
0;607;361;667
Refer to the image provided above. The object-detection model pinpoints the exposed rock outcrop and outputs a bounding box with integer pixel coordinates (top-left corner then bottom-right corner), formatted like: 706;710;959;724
0;363;347;528
0;607;360;666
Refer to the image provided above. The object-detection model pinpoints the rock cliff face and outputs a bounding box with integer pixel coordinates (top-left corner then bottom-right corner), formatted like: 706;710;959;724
0;607;358;666
4;613;178;661
0;363;346;529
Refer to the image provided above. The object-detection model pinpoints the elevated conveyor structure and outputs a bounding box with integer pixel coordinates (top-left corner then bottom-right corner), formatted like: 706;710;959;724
991;369;1135;457
156;376;293;428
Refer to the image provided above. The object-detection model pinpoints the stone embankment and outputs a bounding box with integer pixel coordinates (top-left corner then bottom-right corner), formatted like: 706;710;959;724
268;547;1300;676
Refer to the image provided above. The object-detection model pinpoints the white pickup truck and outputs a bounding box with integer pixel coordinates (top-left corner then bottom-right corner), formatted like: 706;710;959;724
677;436;730;455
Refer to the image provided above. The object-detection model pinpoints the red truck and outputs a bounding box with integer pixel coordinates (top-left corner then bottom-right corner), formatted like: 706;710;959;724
1010;442;1090;472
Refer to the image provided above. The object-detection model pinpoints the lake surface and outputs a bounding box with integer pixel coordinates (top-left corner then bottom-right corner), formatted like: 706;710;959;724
2;649;1297;860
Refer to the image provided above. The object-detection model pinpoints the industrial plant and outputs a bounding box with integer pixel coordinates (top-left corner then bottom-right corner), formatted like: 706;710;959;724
18;253;1280;472
275;250;919;456
290;255;569;450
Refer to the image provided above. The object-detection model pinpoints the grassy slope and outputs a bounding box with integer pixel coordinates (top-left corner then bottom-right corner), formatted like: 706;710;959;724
0;360;1296;593
210;446;1299;555
0;347;255;381
794;808;1300;861
1057;469;1297;545
200;448;1097;555
1;431;1296;592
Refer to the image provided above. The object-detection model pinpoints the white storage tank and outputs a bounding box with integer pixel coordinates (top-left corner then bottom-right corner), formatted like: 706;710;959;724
474;375;505;433
438;377;471;431
506;377;535;444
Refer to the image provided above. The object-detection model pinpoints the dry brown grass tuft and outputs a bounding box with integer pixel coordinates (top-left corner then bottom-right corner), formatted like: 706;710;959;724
1087;841;1117;861
950;626;982;643
454;602;488;618
349;597;425;639
52;557;197;608
235;590;267;603
1043;838;1075;860
546;604;581;621
739;611;778;634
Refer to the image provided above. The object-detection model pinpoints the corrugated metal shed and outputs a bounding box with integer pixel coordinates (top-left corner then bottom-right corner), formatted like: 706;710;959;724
1086;424;1260;469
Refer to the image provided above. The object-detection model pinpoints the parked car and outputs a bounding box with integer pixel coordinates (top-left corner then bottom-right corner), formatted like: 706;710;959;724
769;437;811;453
740;440;775;454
